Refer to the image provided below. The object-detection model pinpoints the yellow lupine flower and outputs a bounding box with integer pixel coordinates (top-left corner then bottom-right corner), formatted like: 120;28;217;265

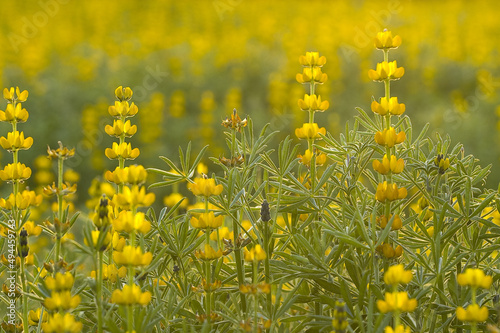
113;185;155;209
87;230;112;251
374;127;406;148
371;97;405;116
296;67;327;84
195;243;223;261
368;61;405;81
298;149;327;167
210;226;234;241
113;211;151;234
112;232;126;251
0;190;42;210
456;304;489;322
375;182;407;203
114;86;133;101
457;268;492;289
113;245;153;266
434;154;450;174
0;103;29;123
47;143;75;160
244;244;267;262
373;155;404;175
105;165;148;185
163;192;188;208
105;142;140;160
23;221;42;236
297;94;329;112
90;264;127;283
299;52;326;67
384;325;410;333
108;100;138;118
0;131;33;151
384;264;412;286
105;119;137;137
374;30;402;50
45;272;74;291
3;87;28;102
0;162;31;182
111;284;151;306
187;177;223;197
42;313;82;333
377;291;417;313
377;214;402;230
28;308;48;325
376;243;403;259
295;123;326;140
44;291;81;311
190;211;223;229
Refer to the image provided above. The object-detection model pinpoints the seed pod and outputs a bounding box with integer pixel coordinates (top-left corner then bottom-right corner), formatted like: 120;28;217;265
19;228;29;258
260;199;271;223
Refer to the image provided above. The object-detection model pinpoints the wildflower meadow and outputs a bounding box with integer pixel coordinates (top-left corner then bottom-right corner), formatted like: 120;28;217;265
1;1;500;332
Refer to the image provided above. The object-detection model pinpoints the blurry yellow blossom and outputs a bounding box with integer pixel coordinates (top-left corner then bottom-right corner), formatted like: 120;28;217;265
456;304;489;322
108;101;138;118
105;142;140;160
195;243;223;261
0;131;33;151
28;308;48;326
371;97;405;116
111;284;151;306
375;182;407;202
374;30;402;49
377;214;402;230
298;149;327;167
299;52;326;67
113;185;155;209
295;123;326;140
113;245;153;267
297;94;329;112
377;291;417;313
0;103;29;123
0;162;31;182
384;264;412;285
376;243;403;259
244;244;266;262
163;192;188;208
187;177;223;197
190;211;223;229
113;211;151;234
296;67;327;84
374;127;406;148
42;313;82;333
384;325;410;333
105;119;137;137
373;155;404;174
457;268;492;289
368;61;404;81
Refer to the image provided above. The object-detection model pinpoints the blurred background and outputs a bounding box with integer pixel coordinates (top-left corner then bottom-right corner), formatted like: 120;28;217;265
1;0;500;209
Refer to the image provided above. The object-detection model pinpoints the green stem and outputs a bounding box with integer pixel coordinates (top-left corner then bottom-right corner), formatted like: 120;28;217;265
20;256;29;333
204;199;212;324
55;156;64;262
253;259;258;333
263;215;271;317
97;250;104;333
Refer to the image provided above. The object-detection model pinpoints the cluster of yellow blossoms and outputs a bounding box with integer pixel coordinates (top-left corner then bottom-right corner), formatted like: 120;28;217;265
95;87;154;333
295;52;328;167
456;268;491;326
42;271;82;333
369;31;408;259
378;265;417;332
